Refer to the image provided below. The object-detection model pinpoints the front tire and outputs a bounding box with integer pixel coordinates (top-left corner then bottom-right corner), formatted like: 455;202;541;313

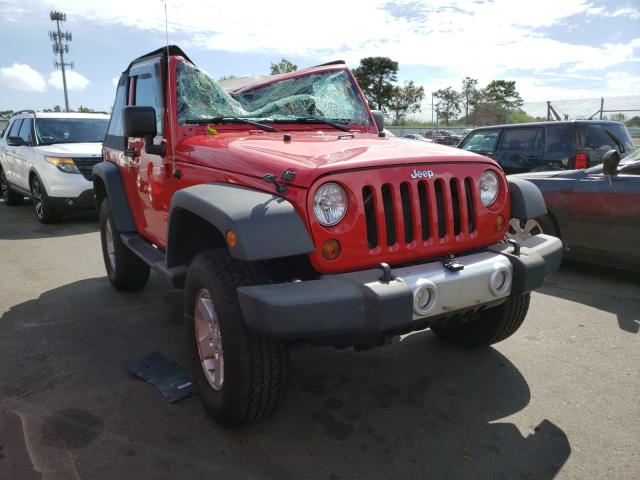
184;250;289;428
508;214;558;241
30;175;61;223
431;293;531;348
0;167;23;206
99;200;150;291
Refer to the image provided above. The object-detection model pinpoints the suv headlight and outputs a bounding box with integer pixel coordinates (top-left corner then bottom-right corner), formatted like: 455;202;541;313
313;182;348;226
45;156;80;174
479;170;499;206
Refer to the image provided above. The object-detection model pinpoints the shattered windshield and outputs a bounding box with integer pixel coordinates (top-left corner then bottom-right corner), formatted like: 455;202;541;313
176;61;371;126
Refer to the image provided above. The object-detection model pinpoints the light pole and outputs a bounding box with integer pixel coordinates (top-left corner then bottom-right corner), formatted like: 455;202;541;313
49;11;73;112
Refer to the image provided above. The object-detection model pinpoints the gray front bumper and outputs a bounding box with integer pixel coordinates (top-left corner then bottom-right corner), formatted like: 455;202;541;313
238;234;562;340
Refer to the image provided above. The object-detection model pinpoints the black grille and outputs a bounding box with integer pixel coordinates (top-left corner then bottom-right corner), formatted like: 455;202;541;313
73;157;102;181
362;176;477;249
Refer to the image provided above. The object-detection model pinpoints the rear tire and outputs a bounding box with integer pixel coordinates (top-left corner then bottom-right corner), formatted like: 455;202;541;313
431;293;531;348
184;250;289;428
99;200;150;291
30;175;61;223
1;167;23;206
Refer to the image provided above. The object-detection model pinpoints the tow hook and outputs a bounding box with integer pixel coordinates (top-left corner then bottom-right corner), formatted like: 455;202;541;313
378;263;394;283
441;254;464;272
507;239;521;256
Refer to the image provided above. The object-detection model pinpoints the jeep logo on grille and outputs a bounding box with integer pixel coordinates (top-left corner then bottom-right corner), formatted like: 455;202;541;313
410;169;434;179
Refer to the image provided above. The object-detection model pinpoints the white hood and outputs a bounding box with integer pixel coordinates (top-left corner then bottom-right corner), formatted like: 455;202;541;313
33;142;103;157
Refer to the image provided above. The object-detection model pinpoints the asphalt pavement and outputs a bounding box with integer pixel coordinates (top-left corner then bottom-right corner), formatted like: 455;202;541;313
0;200;638;480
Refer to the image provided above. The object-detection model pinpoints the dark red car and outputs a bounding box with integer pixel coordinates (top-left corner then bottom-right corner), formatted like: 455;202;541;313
509;149;640;271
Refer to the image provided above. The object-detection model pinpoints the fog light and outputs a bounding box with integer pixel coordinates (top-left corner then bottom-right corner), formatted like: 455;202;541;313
495;215;505;232
322;238;341;260
413;281;437;316
489;266;512;296
226;230;237;247
66;199;75;207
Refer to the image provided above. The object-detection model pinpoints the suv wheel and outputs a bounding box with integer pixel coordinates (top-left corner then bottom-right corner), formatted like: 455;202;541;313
184;250;289;428
1;167;23;206
30;175;61;223
508;214;558;241
99;200;150;291
431;293;530;348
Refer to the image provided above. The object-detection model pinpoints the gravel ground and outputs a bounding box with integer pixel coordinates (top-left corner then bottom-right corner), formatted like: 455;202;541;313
1;200;638;480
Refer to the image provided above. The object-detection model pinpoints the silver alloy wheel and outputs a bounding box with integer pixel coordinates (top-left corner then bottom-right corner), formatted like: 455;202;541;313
104;217;116;270
31;179;43;218
194;289;224;391
508;218;543;242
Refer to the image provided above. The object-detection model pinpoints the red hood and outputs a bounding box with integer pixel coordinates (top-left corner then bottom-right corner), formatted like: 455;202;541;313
178;130;497;187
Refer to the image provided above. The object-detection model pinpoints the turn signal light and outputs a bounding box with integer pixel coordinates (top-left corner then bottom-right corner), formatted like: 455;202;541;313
226;230;237;247
495;215;505;232
575;153;589;169
322;238;341;260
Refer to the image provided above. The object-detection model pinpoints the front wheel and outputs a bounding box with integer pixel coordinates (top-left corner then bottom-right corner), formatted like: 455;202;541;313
184;250;289;428
99;200;150;291
431;293;531;348
30;175;61;224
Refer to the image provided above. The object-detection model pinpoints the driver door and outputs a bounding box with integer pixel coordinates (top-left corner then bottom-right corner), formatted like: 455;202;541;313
567;171;640;261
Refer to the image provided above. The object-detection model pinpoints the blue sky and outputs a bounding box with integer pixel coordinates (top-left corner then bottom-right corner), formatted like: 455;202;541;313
0;0;638;116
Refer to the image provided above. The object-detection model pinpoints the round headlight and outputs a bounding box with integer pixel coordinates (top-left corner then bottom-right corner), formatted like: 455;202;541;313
313;183;348;226
479;170;499;206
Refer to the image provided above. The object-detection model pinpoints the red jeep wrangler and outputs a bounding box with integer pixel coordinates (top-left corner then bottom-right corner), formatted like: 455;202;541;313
94;46;562;428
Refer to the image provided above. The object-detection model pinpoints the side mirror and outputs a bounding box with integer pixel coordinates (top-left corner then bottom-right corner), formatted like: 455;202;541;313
371;110;384;132
123;106;157;138
602;149;621;176
7;136;25;147
123;106;165;157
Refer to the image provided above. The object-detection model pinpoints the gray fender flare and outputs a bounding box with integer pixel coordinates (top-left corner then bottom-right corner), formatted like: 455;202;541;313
166;183;315;267
92;161;136;232
508;178;548;220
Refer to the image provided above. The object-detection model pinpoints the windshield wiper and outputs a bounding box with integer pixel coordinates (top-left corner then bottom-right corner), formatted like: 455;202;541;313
185;117;280;133
604;129;626;154
288;117;351;132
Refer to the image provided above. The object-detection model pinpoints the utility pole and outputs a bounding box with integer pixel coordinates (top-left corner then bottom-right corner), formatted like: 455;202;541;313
49;11;73;112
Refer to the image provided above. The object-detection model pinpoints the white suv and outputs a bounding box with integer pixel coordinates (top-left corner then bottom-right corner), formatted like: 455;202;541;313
0;111;109;223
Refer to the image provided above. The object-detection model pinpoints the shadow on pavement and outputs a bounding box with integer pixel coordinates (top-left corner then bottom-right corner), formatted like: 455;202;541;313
0;200;98;240
0;276;571;480
538;261;640;334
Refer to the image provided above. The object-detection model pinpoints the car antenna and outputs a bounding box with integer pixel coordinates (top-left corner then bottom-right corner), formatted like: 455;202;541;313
163;1;180;179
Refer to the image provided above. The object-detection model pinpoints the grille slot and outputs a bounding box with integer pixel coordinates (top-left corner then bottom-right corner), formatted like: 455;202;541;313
400;182;413;243
434;180;446;238
450;179;461;236
464;178;476;233
363;186;378;248
417;181;430;240
381;184;396;246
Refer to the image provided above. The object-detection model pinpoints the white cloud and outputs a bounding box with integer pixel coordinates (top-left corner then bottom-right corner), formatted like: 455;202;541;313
47;70;90;91
0;63;46;92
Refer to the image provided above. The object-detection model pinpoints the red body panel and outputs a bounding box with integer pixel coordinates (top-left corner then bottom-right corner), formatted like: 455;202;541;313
107;54;511;273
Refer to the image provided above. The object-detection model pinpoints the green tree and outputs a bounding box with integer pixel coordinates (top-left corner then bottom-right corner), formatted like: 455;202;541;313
626;116;640;127
482;80;523;111
53;105;62;112
388;81;425;125
353;57;399;111
77;105;95;113
270;58;297;75
610;112;626;122
433;87;461;126
461;77;478;125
